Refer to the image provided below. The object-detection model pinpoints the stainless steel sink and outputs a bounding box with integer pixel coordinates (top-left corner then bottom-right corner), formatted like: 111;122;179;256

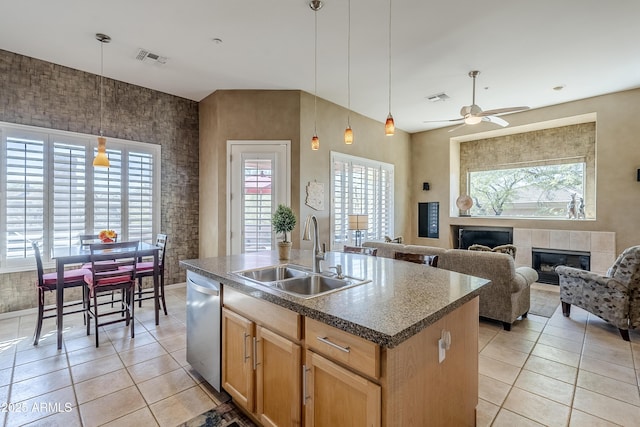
233;264;309;283
231;265;370;298
271;275;355;297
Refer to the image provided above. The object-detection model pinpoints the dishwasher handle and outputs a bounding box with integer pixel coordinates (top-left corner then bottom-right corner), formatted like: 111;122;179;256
187;277;220;296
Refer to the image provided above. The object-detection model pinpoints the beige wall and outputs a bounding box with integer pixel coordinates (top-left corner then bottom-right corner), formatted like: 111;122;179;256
410;88;640;254
199;90;412;255
199;90;302;257
297;92;412;250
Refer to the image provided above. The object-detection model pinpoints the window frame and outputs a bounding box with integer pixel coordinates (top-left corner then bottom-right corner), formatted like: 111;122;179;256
330;152;394;249
0;121;161;272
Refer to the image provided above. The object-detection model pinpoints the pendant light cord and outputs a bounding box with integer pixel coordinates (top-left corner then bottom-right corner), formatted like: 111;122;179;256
388;0;392;114
100;40;104;137
347;0;351;126
314;8;318;135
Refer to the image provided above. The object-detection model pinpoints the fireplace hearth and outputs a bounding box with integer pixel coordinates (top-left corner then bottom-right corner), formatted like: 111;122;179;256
532;248;591;285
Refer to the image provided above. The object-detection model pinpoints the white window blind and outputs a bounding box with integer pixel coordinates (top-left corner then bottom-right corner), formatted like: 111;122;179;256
52;141;86;248
93;148;122;233
0;122;160;271
331;152;394;248
243;157;274;252
4;133;45;264
128;151;154;243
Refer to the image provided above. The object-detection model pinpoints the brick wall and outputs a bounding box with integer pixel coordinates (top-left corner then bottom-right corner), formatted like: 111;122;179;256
0;49;199;312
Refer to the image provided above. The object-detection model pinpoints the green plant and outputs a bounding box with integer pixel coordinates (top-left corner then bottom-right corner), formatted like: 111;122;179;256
272;204;297;243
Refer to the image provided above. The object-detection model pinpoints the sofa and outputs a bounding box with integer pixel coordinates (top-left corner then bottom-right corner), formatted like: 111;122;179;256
363;241;539;330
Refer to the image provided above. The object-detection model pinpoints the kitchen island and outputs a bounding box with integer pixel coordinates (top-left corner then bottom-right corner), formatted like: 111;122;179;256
181;249;490;426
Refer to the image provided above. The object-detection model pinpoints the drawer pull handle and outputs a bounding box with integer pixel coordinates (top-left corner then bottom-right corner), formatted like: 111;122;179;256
317;336;350;353
252;337;260;370
243;332;250;362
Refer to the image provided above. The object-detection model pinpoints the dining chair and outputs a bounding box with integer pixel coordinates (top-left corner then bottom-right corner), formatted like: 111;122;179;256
32;241;90;346
343;245;378;256
394;251;439;267
134;234;168;315
84;241;139;347
79;234;100;248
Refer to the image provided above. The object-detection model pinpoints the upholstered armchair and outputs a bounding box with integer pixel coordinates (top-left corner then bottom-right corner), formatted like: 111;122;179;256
556;245;640;341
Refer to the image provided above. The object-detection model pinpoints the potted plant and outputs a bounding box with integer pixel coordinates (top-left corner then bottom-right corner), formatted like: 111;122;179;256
272;204;297;260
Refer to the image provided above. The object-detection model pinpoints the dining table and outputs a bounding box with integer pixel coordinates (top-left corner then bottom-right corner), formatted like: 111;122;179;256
51;241;162;350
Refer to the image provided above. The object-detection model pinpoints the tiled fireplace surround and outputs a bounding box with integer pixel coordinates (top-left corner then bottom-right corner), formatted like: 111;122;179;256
513;229;616;276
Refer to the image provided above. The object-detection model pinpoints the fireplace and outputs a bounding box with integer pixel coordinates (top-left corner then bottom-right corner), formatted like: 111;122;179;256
532;248;591;285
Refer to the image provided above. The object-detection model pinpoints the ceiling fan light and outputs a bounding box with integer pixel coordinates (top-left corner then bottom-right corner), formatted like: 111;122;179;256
385;113;395;136
311;135;320;151
464;115;482;125
344;126;353;144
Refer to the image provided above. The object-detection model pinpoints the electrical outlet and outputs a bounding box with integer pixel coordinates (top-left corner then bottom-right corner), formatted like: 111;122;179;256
438;338;446;363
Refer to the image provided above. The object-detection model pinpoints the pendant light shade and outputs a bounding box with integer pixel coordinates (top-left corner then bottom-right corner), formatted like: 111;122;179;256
385;113;395;136
344;126;353;144
94;33;111;168
311;135;320;150
385;0;395;136
93;136;110;167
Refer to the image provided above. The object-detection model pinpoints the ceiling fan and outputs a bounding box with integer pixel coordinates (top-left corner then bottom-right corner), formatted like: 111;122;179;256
426;70;529;131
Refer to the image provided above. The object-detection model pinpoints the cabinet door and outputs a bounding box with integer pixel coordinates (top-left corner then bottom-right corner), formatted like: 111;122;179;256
256;326;302;427
222;308;254;411
305;351;380;427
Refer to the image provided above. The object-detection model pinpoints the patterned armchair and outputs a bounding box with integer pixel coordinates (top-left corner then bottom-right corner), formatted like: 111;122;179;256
556;245;640;341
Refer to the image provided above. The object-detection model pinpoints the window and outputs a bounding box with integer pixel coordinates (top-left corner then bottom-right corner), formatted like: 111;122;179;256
468;162;585;217
0;122;160;271
459;121;595;219
331;152;394;249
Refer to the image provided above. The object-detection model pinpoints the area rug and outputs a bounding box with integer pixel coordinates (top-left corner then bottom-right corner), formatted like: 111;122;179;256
178;402;256;427
529;286;561;317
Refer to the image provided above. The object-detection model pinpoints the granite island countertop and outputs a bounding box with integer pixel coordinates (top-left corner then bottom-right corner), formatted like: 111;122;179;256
180;249;489;348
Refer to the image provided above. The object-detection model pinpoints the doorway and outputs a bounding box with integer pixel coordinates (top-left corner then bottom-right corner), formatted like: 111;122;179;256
227;141;291;255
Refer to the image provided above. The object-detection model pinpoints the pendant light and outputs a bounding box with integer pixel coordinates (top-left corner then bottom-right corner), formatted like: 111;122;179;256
344;0;353;145
384;0;395;136
310;0;323;151
94;33;111;167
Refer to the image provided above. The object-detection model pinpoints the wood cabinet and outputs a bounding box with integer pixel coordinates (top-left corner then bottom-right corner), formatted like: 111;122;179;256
304;350;381;427
222;288;303;426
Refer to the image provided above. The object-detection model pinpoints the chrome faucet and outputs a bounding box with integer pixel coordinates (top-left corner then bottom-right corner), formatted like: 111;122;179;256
303;215;325;273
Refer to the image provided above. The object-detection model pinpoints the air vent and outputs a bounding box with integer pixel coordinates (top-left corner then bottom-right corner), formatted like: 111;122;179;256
135;48;167;65
426;93;450;102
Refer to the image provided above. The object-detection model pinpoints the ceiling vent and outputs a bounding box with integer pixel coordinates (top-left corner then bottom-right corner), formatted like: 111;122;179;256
426;93;450;102
135;48;167;65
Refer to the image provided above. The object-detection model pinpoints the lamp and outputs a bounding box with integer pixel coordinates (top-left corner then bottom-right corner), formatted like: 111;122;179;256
94;33;111;168
348;214;368;247
384;0;395;136
310;0;323;151
344;0;353;145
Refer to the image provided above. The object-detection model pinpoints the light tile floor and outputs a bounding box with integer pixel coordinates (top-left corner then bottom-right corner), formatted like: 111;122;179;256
0;284;227;427
1;283;640;426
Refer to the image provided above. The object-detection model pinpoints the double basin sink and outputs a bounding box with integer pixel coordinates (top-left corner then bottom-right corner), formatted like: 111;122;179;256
231;264;370;299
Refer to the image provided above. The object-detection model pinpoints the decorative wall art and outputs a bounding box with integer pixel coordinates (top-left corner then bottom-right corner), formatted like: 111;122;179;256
305;181;324;210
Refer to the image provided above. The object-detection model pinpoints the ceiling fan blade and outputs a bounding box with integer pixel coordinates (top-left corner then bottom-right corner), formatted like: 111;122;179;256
448;123;467;133
482;115;509;127
423;118;463;123
479;106;530;116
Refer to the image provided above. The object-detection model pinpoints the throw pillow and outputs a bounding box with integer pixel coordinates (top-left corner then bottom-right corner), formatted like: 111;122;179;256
468;244;492;252
492;244;517;259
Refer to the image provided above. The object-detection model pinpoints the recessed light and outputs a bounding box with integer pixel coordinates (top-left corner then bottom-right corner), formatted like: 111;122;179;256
553;85;565;91
212;38;223;44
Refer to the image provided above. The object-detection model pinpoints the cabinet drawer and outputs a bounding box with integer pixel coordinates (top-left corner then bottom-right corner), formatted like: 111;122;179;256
305;317;380;379
223;287;302;341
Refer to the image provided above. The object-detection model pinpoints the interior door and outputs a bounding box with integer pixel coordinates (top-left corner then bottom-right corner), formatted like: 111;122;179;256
228;141;290;255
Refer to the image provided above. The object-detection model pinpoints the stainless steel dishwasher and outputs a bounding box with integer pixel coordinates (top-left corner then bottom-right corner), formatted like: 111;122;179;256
186;270;221;391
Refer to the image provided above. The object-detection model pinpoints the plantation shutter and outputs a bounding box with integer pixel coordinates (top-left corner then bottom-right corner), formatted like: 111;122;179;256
331;153;394;248
128;151;154;243
93;148;122;234
4;133;45;262
243;156;274;252
52;141;86;248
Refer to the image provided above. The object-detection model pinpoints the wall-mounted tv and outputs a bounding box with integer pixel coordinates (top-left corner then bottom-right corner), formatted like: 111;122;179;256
458;226;513;249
